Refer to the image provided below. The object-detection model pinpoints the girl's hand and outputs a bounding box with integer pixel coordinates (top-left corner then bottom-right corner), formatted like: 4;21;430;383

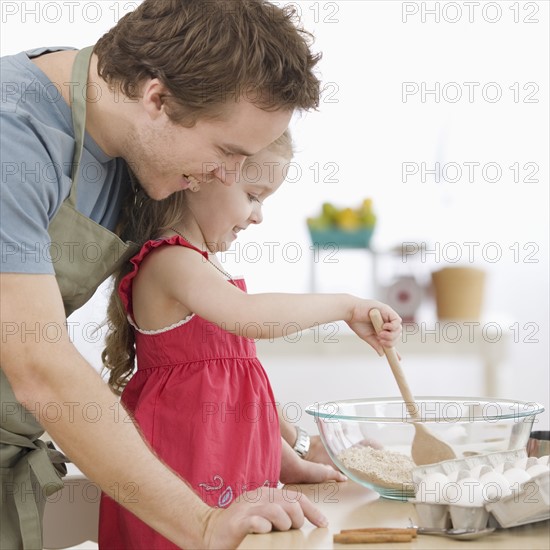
279;437;346;484
347;301;402;355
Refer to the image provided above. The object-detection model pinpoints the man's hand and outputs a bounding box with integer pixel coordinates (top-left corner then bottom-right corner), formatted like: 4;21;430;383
204;486;328;549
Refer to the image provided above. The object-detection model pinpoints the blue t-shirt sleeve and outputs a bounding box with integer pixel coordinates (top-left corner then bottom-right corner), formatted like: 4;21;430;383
1;49;130;278
0;112;67;274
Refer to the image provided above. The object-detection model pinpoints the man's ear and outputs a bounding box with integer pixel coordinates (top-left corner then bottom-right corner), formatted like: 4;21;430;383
141;79;168;120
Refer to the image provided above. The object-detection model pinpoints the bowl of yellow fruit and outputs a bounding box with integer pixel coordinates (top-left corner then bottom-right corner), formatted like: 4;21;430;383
307;199;376;248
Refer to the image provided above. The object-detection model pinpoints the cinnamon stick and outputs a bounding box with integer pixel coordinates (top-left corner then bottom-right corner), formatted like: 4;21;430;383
333;533;413;544
340;527;417;538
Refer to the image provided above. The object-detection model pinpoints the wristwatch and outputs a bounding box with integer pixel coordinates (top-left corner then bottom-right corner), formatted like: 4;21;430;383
293;426;311;459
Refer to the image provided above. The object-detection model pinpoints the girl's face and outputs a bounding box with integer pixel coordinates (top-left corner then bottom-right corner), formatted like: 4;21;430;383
185;148;289;252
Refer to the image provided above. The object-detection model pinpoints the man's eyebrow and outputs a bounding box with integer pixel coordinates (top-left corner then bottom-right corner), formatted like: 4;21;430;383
222;144;255;157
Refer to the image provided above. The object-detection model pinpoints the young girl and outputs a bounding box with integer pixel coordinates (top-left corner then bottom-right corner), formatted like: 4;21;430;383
99;131;401;548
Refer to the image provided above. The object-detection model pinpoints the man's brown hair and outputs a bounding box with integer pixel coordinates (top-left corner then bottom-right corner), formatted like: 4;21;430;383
94;0;321;125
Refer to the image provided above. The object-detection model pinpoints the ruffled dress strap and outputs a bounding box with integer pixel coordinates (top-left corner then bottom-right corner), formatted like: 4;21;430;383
118;235;208;318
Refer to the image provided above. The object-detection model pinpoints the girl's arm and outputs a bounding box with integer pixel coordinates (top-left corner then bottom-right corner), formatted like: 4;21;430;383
148;246;401;353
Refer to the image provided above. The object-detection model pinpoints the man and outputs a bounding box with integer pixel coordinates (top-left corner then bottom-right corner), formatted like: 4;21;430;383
1;1;340;548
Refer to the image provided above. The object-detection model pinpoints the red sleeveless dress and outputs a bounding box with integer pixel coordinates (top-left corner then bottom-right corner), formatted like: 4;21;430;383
99;236;281;549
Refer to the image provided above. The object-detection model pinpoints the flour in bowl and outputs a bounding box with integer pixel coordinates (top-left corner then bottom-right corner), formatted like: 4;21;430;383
338;446;415;489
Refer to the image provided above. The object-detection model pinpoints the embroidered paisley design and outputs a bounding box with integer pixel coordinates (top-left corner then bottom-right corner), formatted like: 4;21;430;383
198;475;224;492
218;486;233;508
198;475;235;507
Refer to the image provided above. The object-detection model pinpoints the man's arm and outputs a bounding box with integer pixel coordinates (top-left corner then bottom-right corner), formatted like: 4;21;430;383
1;273;327;548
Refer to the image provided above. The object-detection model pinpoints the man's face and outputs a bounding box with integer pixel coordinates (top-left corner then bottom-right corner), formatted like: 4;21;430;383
123;95;292;200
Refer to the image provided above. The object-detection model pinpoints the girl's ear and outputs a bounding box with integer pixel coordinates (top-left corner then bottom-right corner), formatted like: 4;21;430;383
188;183;201;192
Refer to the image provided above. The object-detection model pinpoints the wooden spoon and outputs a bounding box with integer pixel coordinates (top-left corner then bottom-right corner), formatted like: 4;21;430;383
369;309;456;466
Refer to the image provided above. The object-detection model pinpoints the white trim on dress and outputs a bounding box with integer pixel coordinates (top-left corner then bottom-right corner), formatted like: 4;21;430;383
127;313;195;335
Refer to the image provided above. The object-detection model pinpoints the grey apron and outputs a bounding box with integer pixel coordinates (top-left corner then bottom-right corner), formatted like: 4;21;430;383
0;46;139;549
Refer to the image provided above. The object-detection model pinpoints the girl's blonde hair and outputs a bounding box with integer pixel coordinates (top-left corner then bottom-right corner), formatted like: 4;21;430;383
267;128;294;160
102;188;187;393
103;130;293;394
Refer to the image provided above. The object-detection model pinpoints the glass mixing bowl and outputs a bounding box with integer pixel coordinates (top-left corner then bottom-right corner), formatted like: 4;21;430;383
306;397;544;500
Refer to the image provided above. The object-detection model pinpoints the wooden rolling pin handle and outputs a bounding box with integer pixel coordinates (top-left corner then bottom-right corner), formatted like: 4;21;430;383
368;308;420;421
334;533;413;544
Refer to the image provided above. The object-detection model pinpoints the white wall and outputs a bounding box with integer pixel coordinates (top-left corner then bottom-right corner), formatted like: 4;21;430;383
2;1;548;428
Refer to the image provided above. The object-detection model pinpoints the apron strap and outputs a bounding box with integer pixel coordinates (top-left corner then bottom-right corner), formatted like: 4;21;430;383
13;440;67;550
1;429;67;550
67;45;95;207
